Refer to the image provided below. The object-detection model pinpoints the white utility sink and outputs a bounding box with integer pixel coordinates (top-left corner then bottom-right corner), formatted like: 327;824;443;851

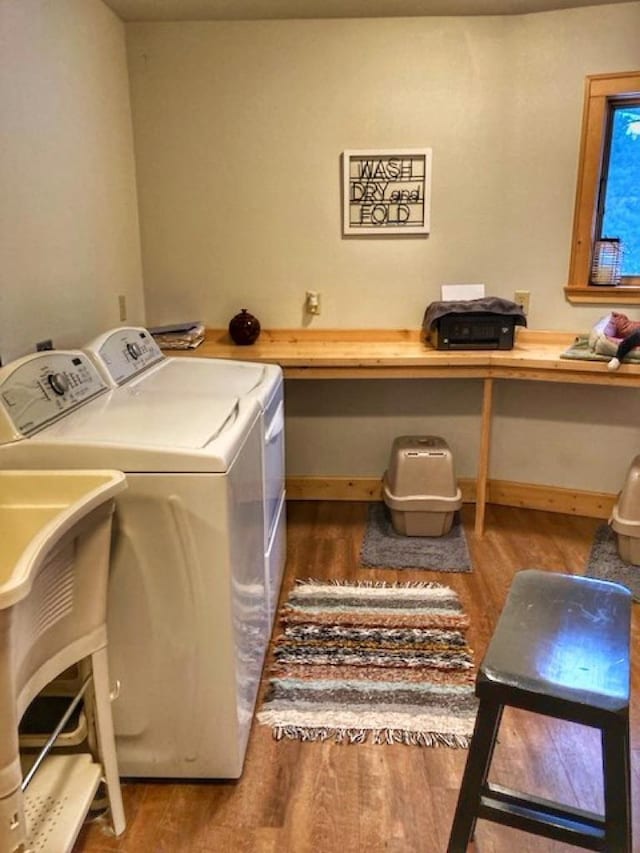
0;469;127;853
0;470;126;608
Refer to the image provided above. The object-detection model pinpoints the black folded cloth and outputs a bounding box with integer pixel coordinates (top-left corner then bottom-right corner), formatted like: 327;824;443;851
422;297;527;334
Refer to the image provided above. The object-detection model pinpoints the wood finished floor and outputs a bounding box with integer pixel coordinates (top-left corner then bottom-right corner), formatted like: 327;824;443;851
75;502;639;852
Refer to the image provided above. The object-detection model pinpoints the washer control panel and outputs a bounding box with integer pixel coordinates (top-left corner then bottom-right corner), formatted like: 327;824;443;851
0;352;108;438
88;327;164;386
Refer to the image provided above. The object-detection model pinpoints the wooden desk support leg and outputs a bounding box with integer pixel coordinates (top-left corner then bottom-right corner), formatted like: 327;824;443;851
474;377;494;537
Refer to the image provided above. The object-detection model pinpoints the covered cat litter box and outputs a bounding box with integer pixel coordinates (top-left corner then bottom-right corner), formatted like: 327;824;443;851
383;436;462;536
610;454;640;565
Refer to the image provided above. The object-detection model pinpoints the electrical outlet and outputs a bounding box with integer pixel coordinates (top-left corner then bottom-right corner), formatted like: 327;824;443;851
36;339;53;352
118;295;127;322
514;290;530;315
305;290;321;315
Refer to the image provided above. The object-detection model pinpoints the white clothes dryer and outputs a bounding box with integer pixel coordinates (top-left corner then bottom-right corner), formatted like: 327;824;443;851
0;349;267;779
83;327;286;627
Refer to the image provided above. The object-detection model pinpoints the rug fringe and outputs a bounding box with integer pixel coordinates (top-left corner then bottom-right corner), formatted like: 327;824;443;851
269;724;471;748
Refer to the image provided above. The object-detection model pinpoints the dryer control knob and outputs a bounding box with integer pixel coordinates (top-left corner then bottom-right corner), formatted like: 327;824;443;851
48;372;69;396
127;342;142;359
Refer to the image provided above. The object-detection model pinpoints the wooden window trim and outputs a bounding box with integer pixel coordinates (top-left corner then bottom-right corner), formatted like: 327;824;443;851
566;71;640;305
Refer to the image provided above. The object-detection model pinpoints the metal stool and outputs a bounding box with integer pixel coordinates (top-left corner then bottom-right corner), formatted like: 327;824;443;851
447;569;632;852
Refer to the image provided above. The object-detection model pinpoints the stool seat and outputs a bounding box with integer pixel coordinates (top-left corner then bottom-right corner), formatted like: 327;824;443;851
480;570;630;718
448;569;632;852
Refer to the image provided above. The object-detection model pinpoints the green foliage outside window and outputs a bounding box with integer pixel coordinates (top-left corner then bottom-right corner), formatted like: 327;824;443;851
601;104;640;277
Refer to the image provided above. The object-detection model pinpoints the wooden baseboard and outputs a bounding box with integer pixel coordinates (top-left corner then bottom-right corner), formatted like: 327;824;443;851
485;480;614;519
286;477;384;501
285;476;615;519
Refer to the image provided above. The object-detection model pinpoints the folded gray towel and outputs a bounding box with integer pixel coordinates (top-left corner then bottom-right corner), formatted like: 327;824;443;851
422;297;527;334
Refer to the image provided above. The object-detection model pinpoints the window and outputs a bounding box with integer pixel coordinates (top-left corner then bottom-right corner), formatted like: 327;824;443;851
600;103;640;278
566;71;640;304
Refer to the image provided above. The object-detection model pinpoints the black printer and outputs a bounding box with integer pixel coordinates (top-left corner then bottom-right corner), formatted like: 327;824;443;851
422;297;527;351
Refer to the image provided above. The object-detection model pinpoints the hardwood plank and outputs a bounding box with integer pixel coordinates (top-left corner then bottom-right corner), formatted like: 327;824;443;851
75;502;638;853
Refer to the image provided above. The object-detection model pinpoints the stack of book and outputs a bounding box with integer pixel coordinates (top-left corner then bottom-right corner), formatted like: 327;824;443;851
148;322;205;350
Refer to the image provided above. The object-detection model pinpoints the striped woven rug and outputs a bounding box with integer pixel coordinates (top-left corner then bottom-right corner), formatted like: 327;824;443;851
257;579;477;747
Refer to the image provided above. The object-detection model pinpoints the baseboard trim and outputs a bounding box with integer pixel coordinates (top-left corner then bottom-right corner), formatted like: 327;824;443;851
285;476;615;519
286;477;384;501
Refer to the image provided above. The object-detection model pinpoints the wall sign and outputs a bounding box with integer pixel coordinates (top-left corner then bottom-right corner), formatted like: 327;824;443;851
342;148;432;236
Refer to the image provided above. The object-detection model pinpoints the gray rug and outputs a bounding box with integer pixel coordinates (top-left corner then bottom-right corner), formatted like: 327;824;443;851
585;524;640;602
359;503;472;572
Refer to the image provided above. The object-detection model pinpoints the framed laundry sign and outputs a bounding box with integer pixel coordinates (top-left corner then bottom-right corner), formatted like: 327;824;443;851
342;148;432;235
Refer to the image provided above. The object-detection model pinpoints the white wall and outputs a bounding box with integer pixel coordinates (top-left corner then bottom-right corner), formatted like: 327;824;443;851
125;6;640;494
0;0;145;363
126;5;640;332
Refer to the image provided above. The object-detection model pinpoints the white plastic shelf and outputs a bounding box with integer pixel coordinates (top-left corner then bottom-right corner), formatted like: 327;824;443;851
23;754;101;852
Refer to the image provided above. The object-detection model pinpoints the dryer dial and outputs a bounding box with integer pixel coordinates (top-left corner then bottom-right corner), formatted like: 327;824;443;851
48;372;69;396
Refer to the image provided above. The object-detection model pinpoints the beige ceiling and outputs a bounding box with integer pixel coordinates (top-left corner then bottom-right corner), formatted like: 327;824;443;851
102;0;634;21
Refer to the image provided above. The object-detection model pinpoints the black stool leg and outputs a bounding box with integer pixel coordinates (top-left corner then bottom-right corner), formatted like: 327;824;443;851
602;713;632;853
447;699;503;853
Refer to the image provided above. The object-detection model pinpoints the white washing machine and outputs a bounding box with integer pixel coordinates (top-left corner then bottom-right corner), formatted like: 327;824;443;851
83;327;286;628
0;349;267;778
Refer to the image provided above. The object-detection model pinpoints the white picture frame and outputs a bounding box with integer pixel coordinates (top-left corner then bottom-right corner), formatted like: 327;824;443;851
342;148;432;236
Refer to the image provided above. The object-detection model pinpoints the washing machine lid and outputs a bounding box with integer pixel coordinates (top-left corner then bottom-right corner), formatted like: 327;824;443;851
133;358;268;397
0;390;260;473
37;390;241;450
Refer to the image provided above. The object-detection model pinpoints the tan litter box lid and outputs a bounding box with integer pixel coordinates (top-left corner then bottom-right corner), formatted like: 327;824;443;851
386;435;458;499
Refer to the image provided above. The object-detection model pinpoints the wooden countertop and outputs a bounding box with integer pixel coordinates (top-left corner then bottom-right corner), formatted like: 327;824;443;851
172;327;637;533
172;328;640;386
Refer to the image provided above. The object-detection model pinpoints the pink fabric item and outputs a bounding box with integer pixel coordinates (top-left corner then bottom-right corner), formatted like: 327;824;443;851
612;312;640;338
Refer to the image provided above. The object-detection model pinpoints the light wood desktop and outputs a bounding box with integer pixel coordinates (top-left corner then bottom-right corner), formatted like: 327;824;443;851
175;329;640;535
